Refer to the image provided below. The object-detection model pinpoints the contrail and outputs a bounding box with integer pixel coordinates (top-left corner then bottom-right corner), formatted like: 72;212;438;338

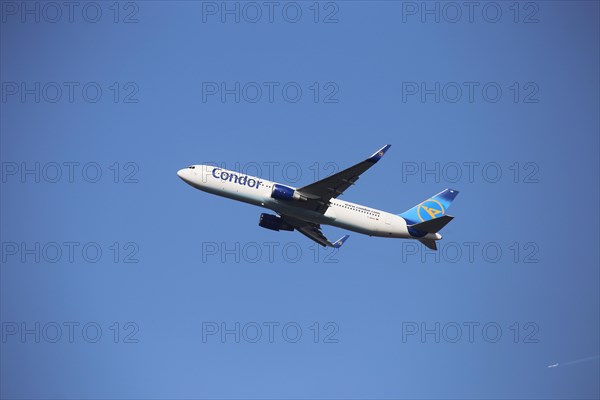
548;355;600;368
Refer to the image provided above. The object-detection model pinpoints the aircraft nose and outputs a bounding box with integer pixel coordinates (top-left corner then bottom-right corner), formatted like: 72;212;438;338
177;168;188;181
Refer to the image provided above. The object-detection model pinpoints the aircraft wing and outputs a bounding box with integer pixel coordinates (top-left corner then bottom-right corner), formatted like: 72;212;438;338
280;215;349;248
297;144;391;213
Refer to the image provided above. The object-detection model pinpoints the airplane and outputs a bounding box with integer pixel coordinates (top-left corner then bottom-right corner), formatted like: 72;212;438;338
177;145;459;250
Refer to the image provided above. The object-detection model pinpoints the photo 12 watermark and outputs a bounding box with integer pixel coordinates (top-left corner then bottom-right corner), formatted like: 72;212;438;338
195;161;339;185
200;241;341;264
1;82;140;104
401;81;540;104
200;1;340;24
201;81;340;104
401;321;540;344
1;241;140;264
400;161;540;184
1;321;140;344
201;321;339;344
400;2;540;24
1;2;140;24
1;161;140;184
400;241;540;264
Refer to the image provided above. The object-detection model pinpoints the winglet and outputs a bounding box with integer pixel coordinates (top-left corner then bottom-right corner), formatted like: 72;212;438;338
367;144;392;163
332;235;350;248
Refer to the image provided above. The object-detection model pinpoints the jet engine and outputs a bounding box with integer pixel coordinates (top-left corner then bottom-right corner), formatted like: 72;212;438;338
270;184;307;201
258;213;294;231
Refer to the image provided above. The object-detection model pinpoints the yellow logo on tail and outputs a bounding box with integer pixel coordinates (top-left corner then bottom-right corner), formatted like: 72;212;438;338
418;199;445;221
422;206;442;218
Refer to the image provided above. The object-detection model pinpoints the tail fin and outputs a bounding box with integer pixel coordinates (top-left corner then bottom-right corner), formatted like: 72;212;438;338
399;189;459;225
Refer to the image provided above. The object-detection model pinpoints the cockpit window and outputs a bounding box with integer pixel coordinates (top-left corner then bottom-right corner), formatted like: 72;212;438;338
188;166;195;169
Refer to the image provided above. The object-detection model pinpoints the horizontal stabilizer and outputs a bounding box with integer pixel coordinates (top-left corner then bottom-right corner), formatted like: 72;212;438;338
410;215;454;234
419;239;438;250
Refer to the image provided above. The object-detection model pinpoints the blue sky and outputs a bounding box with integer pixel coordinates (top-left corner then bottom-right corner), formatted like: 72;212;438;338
1;1;599;399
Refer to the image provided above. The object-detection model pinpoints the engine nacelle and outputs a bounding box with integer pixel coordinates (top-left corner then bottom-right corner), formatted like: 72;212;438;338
259;213;294;231
271;184;307;201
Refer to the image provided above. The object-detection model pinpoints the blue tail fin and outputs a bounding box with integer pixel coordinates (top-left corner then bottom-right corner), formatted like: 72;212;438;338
399;189;459;225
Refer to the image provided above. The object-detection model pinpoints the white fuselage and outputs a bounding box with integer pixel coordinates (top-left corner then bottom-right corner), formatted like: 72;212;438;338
177;165;439;240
